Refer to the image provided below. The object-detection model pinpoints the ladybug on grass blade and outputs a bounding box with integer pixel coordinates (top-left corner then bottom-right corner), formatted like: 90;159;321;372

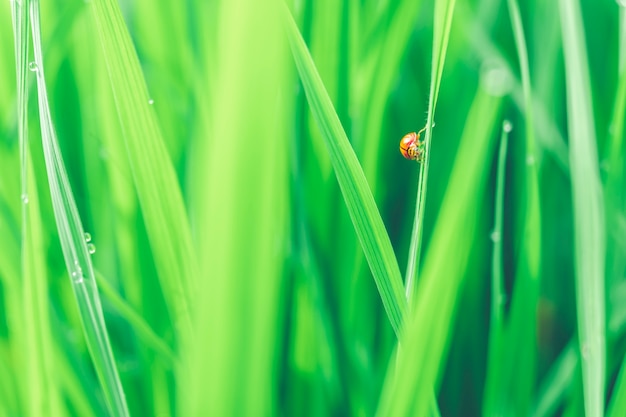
399;125;428;162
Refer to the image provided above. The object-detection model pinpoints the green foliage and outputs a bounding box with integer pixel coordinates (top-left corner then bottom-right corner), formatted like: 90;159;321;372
0;0;624;416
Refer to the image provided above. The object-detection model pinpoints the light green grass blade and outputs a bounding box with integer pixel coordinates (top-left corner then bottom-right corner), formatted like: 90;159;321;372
10;0;63;415
283;3;407;337
89;0;197;349
29;1;129;415
559;0;606;415
377;88;502;417
405;0;456;301
184;1;290;414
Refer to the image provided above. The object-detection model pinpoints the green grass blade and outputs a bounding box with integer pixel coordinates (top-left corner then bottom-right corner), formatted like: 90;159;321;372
283;3;407;337
606;5;626;288
89;0;197;349
482;121;511;415
377;88;502;417
559;0;607;415
492;121;510;331
29;1;129;415
483;1;542;413
10;0;65;415
184;1;290;414
405;0;456;302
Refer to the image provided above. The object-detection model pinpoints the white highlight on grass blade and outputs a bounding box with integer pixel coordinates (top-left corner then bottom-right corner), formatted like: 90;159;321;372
21;193;29;203
29;0;129;415
148;99;154;105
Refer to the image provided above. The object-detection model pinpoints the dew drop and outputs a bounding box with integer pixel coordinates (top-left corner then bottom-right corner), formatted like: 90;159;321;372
28;62;38;72
87;243;96;254
490;230;501;243
21;193;29;204
503;120;513;133
71;266;84;284
148;99;154;105
526;155;536;166
84;232;92;243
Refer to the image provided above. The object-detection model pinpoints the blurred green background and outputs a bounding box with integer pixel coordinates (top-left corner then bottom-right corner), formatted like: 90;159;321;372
0;0;625;416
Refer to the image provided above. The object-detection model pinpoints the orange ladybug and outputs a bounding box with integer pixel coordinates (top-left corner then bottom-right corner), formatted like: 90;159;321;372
399;126;427;162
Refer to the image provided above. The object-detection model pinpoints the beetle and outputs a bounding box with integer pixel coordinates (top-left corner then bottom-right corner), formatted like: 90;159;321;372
399;126;428;162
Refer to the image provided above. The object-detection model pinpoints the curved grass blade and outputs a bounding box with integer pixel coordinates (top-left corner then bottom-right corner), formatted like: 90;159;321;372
405;0;456;302
9;0;62;415
89;0;197;350
283;4;407;337
29;1;129;415
559;0;606;415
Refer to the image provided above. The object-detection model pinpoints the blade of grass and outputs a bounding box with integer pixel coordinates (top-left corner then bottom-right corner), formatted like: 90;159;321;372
405;0;456;302
29;1;129;415
184;1;290;414
283;3;407;337
377;87;502;417
89;0;197;350
482;121;511;415
462;6;570;173
605;4;626;288
483;1;542;413
559;0;607;415
10;0;63;415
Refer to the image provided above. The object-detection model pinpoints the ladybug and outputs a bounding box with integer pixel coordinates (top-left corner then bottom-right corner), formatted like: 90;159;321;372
399;126;427;162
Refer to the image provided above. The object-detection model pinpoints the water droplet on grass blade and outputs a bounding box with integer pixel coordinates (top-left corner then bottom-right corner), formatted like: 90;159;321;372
503;120;513;133
87;243;96;254
490;230;501;242
84;232;92;243
28;62;38;72
71;263;84;283
148;99;154;105
21;193;29;204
